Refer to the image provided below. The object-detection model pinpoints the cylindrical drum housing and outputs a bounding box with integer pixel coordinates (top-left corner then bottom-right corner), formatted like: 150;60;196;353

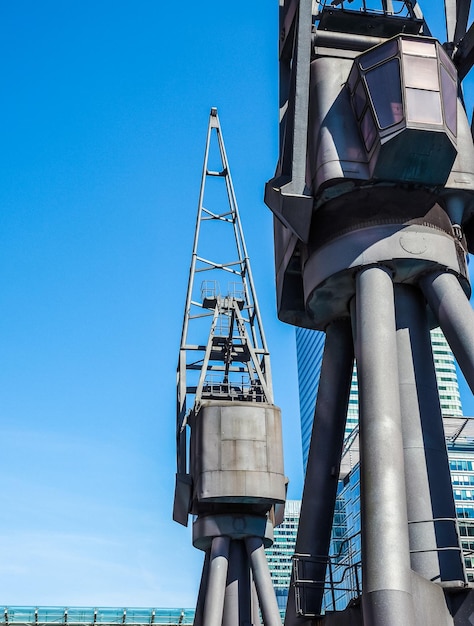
190;400;286;510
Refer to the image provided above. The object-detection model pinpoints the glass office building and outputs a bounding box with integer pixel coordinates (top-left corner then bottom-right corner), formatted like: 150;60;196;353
265;500;301;613
295;329;326;471
321;418;474;611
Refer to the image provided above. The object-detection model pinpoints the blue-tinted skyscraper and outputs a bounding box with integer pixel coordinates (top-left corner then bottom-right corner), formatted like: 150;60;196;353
295;328;325;471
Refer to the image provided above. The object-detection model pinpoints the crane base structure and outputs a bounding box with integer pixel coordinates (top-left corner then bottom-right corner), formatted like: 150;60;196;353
265;1;474;625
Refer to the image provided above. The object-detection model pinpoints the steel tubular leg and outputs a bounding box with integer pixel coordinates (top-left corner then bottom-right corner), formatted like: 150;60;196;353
355;266;416;626
420;271;474;393
395;284;465;583
222;540;251;626
251;578;261;626
395;285;442;582
194;550;211;626
285;318;354;625
246;536;281;626
203;536;231;626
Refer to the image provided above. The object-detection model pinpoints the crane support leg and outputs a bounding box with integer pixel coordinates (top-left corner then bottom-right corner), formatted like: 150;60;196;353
355;265;416;626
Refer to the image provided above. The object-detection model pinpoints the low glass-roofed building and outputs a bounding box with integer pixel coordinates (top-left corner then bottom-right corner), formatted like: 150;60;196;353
0;608;195;626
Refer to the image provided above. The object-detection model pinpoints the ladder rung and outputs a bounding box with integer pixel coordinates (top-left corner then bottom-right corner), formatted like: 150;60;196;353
206;169;227;177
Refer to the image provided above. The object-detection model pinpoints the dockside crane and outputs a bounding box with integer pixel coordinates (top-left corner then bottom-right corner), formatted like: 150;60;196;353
173;108;286;626
266;1;474;624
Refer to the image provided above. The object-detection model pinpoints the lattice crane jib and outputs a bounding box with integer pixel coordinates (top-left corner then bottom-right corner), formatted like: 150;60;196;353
173;109;285;626
175;108;273;482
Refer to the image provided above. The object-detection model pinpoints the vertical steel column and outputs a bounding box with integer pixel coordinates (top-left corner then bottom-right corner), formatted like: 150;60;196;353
395;284;464;582
420;271;474;393
251;579;261;626
395;284;439;581
355;266;415;626
285;318;354;625
246;536;282;626
222;540;251;626
194;550;211;626
203;536;231;626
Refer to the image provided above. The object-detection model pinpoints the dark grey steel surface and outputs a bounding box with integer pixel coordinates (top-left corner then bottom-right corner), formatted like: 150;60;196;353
395;284;464;582
395;284;441;582
192;514;274;551
264;0;314;242
203;536;230;626
285;319;354;624
421;271;474;394
251;583;260;626
445;0;472;49
264;1;474;625
245;537;282;626
355;266;415;626
193;550;210;626
303;223;468;329
222;541;251;626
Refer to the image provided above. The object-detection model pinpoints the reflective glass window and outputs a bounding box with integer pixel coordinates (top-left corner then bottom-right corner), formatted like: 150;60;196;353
359;39;398;71
353;80;367;120
348;65;359;94
403;55;439;90
441;63;457;135
438;44;457;79
361;108;377;152
406;88;443;124
365;59;403;128
401;38;437;57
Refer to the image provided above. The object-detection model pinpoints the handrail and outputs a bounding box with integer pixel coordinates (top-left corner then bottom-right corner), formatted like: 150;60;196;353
316;0;418;17
292;516;473;616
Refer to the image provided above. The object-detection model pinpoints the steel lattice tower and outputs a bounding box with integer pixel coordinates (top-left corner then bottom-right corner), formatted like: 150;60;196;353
174;108;286;626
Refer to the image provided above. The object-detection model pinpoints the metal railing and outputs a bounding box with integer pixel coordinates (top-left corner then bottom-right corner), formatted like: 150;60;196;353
292;532;363;616
293;517;474;617
201;376;265;403
316;0;420;17
200;281;245;308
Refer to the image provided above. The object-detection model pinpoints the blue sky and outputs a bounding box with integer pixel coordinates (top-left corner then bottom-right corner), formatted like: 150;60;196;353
0;0;472;611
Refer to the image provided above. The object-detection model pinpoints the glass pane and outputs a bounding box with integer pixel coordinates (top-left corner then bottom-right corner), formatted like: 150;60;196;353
365;59;404;129
361;108;377;152
347;64;358;94
6;608;37;623
441;63;457;136
438;43;457;79
406;88;443;124
403;55;439;90
66;609;96;623
359;39;399;71
96;609;124;624
401;38;437;57
353;80;367;120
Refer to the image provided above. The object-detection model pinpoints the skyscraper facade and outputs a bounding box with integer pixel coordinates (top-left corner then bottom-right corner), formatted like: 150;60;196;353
321;418;474;611
295;329;325;471
265;500;301;612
